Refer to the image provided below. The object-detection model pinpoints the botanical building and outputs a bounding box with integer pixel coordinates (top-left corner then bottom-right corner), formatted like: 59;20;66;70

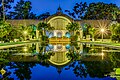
7;6;112;40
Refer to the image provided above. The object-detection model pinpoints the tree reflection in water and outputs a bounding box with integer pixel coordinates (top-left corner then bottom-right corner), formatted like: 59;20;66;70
65;43;87;78
65;46;87;78
37;42;55;67
38;51;55;67
108;52;120;67
0;62;13;80
65;43;120;79
8;62;36;80
0;42;119;80
65;61;87;78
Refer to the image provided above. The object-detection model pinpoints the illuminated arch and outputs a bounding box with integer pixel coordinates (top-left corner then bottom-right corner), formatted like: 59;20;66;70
47;16;71;23
49;52;70;66
47;16;71;30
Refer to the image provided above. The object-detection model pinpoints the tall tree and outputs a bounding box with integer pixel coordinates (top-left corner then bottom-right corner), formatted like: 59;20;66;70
17;24;34;40
65;2;88;20
88;26;96;41
0;0;14;20
83;2;119;20
0;21;12;39
29;12;37;19
66;22;79;35
110;22;120;42
37;22;51;36
37;12;50;20
66;2;119;20
9;62;36;80
9;0;36;19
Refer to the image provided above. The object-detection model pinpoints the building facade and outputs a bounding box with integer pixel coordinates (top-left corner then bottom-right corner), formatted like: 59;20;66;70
6;6;113;41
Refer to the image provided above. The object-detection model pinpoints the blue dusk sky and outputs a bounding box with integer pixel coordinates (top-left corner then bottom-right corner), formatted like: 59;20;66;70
12;0;120;15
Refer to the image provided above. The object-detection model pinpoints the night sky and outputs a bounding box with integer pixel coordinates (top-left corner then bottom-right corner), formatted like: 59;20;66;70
12;0;120;15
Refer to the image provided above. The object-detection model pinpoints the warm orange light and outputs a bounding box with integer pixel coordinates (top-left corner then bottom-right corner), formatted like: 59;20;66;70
101;29;104;32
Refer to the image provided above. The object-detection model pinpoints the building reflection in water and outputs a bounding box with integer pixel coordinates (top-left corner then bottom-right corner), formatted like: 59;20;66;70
41;42;82;66
48;43;70;66
46;42;83;74
11;42;108;63
1;42;120;80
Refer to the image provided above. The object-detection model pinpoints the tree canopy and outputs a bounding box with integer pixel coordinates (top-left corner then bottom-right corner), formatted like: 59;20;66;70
0;0;14;20
65;2;87;20
0;1;119;20
110;22;120;42
65;2;120;20
8;0;35;19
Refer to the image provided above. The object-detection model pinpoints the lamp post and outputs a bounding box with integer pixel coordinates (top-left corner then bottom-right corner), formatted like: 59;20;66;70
101;29;104;42
2;0;5;21
23;31;27;41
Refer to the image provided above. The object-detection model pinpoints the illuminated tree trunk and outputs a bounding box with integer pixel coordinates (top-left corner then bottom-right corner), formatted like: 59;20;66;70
2;0;5;21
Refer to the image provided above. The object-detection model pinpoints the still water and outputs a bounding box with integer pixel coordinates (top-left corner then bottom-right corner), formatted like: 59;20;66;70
0;42;120;80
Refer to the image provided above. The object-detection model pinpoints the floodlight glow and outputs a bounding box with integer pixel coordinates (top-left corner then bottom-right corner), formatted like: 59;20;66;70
101;29;104;32
24;31;27;35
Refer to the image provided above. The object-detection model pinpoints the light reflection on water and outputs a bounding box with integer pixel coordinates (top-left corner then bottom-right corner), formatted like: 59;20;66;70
0;42;120;80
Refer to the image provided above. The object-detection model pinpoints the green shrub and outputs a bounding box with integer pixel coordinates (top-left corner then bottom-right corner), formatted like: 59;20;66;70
42;35;48;41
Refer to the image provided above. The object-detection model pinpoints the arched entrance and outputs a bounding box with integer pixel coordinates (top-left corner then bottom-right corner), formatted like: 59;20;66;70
47;14;74;42
57;31;62;38
47;16;71;37
65;32;70;38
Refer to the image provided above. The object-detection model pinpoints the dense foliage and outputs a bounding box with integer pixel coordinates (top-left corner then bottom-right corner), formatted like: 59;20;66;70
0;1;120;42
65;2;119;20
110;22;120;42
0;0;14;20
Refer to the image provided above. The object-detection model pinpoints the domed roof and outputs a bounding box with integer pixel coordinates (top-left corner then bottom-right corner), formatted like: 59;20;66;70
56;5;63;14
46;14;73;23
45;5;73;22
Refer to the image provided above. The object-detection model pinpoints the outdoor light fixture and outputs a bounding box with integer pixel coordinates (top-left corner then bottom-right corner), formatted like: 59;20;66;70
101;52;104;56
24;31;27;35
23;47;28;52
101;29;104;32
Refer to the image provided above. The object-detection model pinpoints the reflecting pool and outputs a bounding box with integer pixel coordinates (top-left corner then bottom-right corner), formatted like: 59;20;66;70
0;42;120;80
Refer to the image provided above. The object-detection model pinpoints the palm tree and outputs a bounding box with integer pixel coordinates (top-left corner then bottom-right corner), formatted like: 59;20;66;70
110;23;120;42
0;21;12;41
47;24;55;31
89;27;96;41
47;25;55;38
16;24;33;41
37;22;50;35
37;22;52;41
82;23;90;39
66;22;79;35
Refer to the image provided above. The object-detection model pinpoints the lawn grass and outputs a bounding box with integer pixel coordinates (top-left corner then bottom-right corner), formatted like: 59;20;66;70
0;40;40;46
0;40;120;47
81;41;120;47
0;42;29;46
93;42;120;46
116;68;120;75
